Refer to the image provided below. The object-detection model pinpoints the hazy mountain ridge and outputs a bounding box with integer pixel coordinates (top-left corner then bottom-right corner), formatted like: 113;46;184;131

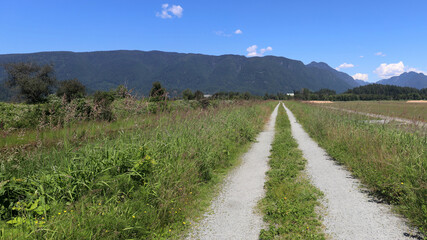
376;72;427;89
306;61;360;88
0;50;362;99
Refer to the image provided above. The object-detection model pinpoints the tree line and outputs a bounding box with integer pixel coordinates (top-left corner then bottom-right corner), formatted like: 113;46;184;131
294;84;427;101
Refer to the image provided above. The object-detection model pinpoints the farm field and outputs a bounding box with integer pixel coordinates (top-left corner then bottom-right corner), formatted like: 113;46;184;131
286;101;427;235
322;101;427;122
0;100;275;239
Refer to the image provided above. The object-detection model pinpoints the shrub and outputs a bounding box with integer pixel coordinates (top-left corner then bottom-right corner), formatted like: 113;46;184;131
56;79;86;102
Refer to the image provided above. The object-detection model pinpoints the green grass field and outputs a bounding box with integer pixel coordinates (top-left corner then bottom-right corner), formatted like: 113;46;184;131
323;101;427;122
286;101;427;235
0;100;275;239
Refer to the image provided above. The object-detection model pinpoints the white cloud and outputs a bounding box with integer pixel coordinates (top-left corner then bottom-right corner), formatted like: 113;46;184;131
375;52;386;57
156;3;183;19
215;29;243;37
247;45;259;57
234;29;243;34
335;63;354;71
246;45;272;57
169;5;183;17
352;73;369;81
214;31;231;37
360;56;364;58
374;61;427;79
374;61;405;78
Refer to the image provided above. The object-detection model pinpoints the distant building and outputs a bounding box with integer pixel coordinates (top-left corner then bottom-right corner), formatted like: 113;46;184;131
204;94;212;98
286;93;294;96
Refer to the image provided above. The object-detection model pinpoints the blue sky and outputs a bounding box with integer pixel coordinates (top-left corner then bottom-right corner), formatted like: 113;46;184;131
1;0;426;82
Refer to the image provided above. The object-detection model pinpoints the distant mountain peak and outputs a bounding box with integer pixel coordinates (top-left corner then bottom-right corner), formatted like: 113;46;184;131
307;61;361;87
307;61;333;70
377;71;427;89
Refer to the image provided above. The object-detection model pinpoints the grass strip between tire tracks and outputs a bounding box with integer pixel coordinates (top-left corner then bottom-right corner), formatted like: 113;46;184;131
259;103;325;240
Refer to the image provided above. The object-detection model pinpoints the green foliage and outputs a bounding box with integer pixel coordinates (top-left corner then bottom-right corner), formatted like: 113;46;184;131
149;82;166;102
3;62;57;103
286;101;427;235
0;101;273;239
294;84;427;101
114;85;131;99
93;91;115;121
182;89;194;100
93;91;115;107
259;105;325;239
56;78;86;102
345;84;427;100
194;90;204;100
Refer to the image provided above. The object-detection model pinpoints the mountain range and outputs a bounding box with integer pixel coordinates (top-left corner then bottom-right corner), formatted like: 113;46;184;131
0;50;359;98
377;71;427;89
0;50;425;101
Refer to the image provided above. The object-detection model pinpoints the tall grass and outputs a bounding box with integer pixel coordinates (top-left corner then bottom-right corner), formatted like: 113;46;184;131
259;104;324;239
0;101;275;239
286;101;427;234
324;101;427;122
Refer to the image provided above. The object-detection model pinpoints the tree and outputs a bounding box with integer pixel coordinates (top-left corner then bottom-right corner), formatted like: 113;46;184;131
149;82;166;101
114;85;131;99
56;78;86;102
4;62;57;103
194;90;204;100
182;89;194;100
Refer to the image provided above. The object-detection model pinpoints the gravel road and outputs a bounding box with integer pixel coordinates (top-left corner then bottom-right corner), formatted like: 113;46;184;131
282;103;419;240
186;103;279;240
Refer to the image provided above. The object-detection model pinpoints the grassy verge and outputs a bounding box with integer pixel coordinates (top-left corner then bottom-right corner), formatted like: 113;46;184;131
323;101;427;122
0;99;222;149
259;104;325;239
286;101;427;235
0;101;275;239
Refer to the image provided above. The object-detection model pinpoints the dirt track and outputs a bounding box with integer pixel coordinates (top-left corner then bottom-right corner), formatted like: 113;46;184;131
186;103;279;240
283;103;418;239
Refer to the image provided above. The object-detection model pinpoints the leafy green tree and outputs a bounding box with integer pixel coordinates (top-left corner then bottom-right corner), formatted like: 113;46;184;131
56;78;86;102
4;62;57;103
93;91;115;107
182;89;194;100
149;82;166;101
194;90;204;100
115;85;131;99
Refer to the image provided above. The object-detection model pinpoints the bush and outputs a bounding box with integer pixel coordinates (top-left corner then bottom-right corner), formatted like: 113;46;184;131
149;82;166;102
93;91;116;121
56;79;86;102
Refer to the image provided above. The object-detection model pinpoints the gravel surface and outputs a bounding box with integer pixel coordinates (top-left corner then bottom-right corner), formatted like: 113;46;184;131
283;103;418;240
186;103;279;240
